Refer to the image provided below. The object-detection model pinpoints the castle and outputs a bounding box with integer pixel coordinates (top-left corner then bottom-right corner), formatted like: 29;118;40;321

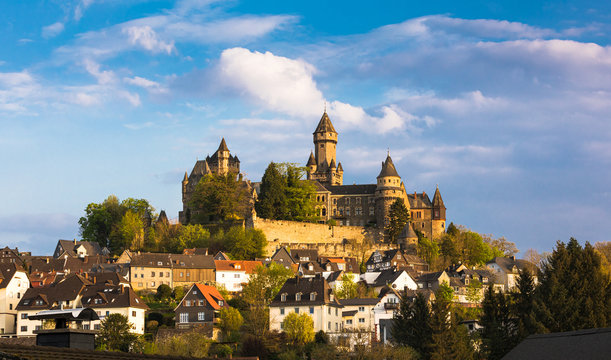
305;111;446;241
179;112;446;243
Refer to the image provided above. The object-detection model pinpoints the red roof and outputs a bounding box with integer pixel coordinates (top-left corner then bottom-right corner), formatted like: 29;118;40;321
193;284;228;310
214;260;262;274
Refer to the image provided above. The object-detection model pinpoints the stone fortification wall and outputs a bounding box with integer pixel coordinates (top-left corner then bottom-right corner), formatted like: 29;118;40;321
252;218;394;258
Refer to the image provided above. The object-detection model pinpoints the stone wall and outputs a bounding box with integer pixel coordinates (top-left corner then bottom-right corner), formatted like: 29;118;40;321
252;218;395;258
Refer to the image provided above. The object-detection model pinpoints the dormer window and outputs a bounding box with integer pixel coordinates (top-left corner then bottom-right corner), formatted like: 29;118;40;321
235;264;241;269
308;265;314;271
310;292;316;301
281;293;287;302
296;293;302;301
218;300;224;307
157;261;163;266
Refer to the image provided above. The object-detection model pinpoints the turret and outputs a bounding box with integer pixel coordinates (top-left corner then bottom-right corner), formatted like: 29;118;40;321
375;153;407;232
313;112;338;171
216;138;230;174
430;185;447;240
306;151;317;178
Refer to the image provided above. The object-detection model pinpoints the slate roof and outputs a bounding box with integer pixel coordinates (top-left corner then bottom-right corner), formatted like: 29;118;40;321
291;249;319;262
398;223;418;239
407;192;433;208
416;271;446;282
217;138;229;152
299;261;325;276
314;112;337;133
17;274;92;311
56;240;104;258
432;186;445;208
338;298;379;306
80;283;149;310
487;257;538;274
372;269;407;287
501;328;611;360
271;276;342;307
306;152;316;166
327;184;377;195
377;155;400;178
0;263;25;289
130;253;172;268
172;254;215;269
325;271;343;283
182;248;208;256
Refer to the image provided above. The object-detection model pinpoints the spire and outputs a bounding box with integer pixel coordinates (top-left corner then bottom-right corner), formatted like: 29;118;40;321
433;186;445;209
217;138;229;152
398;222;418;240
203;160;211;174
329;158;336;169
183;171;188;182
377;154;400;178
157;210;169;225
314;111;337;134
337;162;343;172
306;151;316;166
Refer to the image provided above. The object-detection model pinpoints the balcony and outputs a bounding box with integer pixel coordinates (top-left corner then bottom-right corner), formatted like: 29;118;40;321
384;303;399;310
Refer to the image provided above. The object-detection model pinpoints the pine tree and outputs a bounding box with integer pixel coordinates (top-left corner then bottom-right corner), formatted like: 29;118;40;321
256;162;287;219
387;198;410;243
535;238;611;332
429;295;474;360
480;286;518;360
392;293;432;358
513;269;545;339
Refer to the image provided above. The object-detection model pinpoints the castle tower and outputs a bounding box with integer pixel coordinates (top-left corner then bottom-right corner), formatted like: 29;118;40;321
375;154;410;232
431;186;447;238
306;112;342;186
216;138;230;174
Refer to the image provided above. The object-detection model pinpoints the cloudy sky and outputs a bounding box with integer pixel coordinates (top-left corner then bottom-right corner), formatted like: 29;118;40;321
1;0;610;255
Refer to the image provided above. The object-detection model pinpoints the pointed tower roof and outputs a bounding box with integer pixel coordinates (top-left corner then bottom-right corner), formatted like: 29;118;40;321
337;162;343;172
183;171;188;182
329;158;336;169
306;151;316;166
217;138;229;152
157;210;169;225
398;222;418;240
377;154;400;178
432;186;445;209
314;112;337;134
203;160;211;174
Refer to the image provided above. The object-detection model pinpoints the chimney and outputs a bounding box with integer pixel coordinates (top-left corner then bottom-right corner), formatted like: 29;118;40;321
74;238;77;245
422;191;426;198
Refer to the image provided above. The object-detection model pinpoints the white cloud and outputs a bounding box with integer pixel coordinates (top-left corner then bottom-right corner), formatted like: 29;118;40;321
119;90;141;106
70;92;100;106
218;47;324;118
74;0;95;21
122;26;175;54
124;76;168;94
83;59;116;85
42;22;65;38
124;121;154;130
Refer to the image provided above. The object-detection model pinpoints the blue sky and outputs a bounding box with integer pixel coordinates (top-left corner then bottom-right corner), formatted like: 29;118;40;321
1;0;610;256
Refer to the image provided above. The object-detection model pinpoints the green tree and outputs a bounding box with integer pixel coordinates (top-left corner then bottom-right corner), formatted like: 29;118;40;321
440;234;460;267
256;162;288;219
334;273;358;299
387;199;410;243
79;195;123;250
534;238;611;332
172;224;210;253
418;237;439;266
156;332;211;357
155;284;173;301
189;172;251;224
217;226;266;260
480;286;517;360
430;292;474;360
219;307;244;341
466;279;483;304
241;263;294;337
97;313;139;352
392;293;432;358
282;312;315;346
283;164;317;221
513;269;545;340
118;210;145;251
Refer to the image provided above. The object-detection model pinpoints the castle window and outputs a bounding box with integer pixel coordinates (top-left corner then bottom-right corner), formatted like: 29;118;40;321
355;207;362;216
339;208;343;216
333;209;337;216
333;199;337;204
346;198;350;205
442;223;445;228
369;207;375;216
322;195;325;201
345;208;350;216
322;207;327;216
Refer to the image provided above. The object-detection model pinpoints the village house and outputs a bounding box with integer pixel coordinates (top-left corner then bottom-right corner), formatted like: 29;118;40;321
171;254;215;288
129;253;173;291
269;275;343;335
338;298;378;348
214;260;262;292
0;263;30;335
52;239;108;259
174;284;229;338
486;256;538;292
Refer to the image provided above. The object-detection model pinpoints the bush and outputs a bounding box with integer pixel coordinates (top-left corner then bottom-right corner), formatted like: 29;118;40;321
213;344;233;358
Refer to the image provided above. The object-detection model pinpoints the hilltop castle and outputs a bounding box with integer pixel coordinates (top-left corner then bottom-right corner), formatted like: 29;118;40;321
305;111;446;241
178;112;446;242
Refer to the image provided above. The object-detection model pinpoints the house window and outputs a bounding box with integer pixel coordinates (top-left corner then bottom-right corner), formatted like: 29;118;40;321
355;207;362;215
20;326;27;332
186;272;190;277
369;207;375;216
151;272;155;277
346;319;353;325
218;300;224;307
159;272;163;278
280;308;285;315
346;198;350;205
180;272;184;277
294;308;299;314
310;293;316;301
281;293;287;302
358;306;365;312
199;300;204;306
346;208;350;216
132;311;136;317
356;197;361;204
138;283;143;287
328;322;331;330
185;300;191;307
9;304;12;310
83;324;90;330
295;293;301;301
310;307;314;314
151;282;155;287
359;318;365;323
198;312;205;321
21;313;27;319
94;324;101;330
180;313;188;323
158;261;163;266
234;274;240;278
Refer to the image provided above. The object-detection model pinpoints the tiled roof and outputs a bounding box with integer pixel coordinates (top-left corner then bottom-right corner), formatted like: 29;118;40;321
171;254;215;269
338;298;379;306
487;257;538;274
214;260;262;274
193;284;228;310
291;249;319;262
80;284;149;310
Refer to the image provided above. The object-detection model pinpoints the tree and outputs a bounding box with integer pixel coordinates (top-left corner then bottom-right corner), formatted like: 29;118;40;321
217;226;266;260
241;263;294;337
440;234;460;267
482;235;518;257
418;237;439;266
219;307;244;341
156;332;211;357
534;238;611;332
513;269;545;339
155;284;172;301
466;279;483;305
429;292;473;360
282;312;315;346
189;172;251;224
392;293;432;358
256;162;288;219
387;199;410;243
334;274;358;299
172;224;210;253
79;195;123;249
118;210;145;251
480;286;518;360
97;313;139;352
